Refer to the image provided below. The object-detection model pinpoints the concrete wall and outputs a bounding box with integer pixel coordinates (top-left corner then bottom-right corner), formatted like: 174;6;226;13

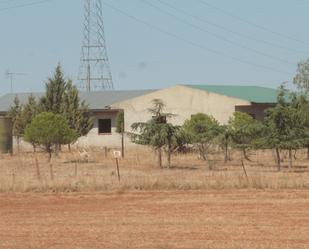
12;111;126;151
12;85;269;150
77;111;124;148
112;85;251;132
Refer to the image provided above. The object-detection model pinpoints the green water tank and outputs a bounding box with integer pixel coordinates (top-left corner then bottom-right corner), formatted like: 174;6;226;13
0;117;13;154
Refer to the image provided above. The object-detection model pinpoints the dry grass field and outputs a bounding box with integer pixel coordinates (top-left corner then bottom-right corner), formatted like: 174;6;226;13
1;148;309;248
1;147;309;192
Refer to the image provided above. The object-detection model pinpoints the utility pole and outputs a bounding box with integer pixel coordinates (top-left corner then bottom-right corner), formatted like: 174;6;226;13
5;70;27;94
78;0;114;92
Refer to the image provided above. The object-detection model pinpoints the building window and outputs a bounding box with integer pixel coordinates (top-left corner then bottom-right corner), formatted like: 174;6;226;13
98;119;112;134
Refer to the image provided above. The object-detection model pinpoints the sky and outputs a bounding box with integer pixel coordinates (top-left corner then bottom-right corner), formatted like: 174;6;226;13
0;0;309;95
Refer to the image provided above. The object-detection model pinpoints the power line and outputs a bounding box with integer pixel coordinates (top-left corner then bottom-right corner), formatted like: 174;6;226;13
0;0;54;12
0;0;26;4
102;1;290;75
156;0;307;55
141;0;294;65
198;0;309;46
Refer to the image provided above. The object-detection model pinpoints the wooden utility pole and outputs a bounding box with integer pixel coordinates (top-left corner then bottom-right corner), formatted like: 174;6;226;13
113;150;121;182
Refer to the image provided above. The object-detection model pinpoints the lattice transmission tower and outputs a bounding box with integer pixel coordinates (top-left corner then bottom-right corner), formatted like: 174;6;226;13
78;0;114;92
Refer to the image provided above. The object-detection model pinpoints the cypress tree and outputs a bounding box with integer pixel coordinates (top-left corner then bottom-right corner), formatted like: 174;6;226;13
61;80;93;140
40;65;93;146
7;96;24;142
40;64;67;113
22;94;39;126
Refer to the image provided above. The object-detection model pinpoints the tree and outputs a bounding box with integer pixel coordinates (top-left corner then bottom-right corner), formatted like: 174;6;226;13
130;99;179;168
22;94;39;125
216;124;233;163
21;94;40;151
262;85;306;170
293;59;309;92
183;113;221;170
40;65;93;148
24;112;77;161
115;111;125;158
40;64;67;113
61;80;93;140
7;96;24;148
228;111;262;161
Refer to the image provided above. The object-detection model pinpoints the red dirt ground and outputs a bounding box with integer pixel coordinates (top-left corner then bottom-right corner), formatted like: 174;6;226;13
1;190;309;249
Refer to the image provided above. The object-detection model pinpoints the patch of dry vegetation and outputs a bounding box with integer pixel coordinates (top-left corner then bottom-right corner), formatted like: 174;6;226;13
1;148;309;192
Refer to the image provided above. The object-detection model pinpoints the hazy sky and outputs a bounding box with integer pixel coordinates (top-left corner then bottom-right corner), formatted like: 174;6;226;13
0;0;309;94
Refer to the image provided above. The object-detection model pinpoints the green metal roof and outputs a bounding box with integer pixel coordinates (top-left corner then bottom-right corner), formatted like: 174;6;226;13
185;85;277;103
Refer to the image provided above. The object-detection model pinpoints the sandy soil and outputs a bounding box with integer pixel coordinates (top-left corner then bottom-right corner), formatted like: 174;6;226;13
1;190;309;249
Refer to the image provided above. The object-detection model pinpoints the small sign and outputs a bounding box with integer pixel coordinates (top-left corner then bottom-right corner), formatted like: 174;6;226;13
113;150;122;159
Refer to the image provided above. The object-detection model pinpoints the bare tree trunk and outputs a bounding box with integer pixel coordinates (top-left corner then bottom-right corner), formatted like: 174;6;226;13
275;148;281;171
17;137;20;154
307;146;309;160
288;149;293;169
167;145;171;169
241;159;249;182
46;145;53;180
280;149;285;162
68;144;71;153
199;145;206;161
224;143;228;164
121;132;124;158
47;149;52;162
243;148;251;161
199;145;212;170
32;144;36;153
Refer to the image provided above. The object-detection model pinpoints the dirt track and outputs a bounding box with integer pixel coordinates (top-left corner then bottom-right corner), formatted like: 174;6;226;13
1;190;309;249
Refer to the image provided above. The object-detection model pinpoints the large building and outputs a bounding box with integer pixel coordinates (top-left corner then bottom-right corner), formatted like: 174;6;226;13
0;84;277;148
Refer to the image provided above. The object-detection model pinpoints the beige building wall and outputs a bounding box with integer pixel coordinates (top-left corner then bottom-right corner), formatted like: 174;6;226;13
12;85;261;150
112;85;251;133
77;111;123;148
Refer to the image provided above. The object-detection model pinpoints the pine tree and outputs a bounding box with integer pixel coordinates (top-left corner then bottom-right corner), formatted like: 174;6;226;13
40;64;67;113
61;80;93;139
40;65;93;147
24;112;77;163
130;99;179;168
7;96;24;147
21;94;39;151
22;94;39;127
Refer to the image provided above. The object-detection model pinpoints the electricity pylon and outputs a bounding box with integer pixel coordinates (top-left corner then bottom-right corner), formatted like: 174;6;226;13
78;0;114;92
